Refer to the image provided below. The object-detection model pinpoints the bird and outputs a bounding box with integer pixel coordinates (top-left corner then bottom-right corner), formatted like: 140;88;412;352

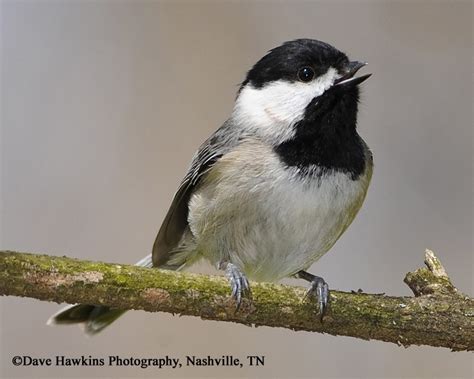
48;38;373;334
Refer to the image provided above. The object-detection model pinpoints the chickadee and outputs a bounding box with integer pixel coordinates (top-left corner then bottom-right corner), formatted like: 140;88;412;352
49;39;372;334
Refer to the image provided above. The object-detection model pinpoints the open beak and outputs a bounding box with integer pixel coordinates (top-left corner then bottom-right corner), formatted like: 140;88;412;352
334;61;371;87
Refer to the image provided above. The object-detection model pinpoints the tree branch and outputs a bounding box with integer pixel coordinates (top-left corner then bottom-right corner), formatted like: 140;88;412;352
0;249;472;351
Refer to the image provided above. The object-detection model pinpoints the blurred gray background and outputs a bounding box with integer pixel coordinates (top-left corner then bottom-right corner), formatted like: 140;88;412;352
1;0;472;378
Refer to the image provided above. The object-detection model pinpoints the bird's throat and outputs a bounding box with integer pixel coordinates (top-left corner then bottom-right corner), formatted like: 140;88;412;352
274;88;367;180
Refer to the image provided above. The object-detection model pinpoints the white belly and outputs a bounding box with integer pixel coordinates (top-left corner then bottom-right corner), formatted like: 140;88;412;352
187;140;372;282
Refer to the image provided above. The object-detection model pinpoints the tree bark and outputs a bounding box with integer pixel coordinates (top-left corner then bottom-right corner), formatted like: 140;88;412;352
0;249;472;351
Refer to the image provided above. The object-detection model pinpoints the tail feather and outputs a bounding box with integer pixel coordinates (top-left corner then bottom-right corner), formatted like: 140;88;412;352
47;254;153;335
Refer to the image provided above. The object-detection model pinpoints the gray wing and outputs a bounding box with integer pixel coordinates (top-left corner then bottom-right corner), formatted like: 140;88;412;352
152;119;244;267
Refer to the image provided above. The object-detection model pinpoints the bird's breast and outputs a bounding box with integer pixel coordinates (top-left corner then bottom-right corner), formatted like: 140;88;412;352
188;139;372;282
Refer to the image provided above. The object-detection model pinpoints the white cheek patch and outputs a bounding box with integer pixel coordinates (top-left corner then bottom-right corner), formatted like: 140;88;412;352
233;67;339;145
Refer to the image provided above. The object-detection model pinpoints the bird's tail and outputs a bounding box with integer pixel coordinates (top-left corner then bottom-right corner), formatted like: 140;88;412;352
47;254;153;335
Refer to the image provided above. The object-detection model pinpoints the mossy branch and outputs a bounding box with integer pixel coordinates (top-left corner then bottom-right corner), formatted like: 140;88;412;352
0;249;472;351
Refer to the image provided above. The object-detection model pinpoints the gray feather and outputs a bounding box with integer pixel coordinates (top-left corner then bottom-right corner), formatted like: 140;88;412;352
152;119;246;267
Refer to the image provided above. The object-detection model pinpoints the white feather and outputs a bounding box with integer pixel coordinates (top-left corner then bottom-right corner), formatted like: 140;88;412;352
232;68;340;145
187;140;372;282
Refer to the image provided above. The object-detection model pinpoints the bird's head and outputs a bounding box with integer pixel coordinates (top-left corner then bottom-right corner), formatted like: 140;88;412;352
233;39;371;145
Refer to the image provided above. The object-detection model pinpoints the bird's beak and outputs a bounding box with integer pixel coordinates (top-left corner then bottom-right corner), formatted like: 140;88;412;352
334;61;371;87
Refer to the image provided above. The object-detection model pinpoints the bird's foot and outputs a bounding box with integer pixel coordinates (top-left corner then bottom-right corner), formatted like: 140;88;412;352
219;261;251;310
297;270;329;320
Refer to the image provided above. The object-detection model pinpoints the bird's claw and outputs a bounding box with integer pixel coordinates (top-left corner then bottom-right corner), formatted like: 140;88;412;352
223;262;251;310
304;276;329;320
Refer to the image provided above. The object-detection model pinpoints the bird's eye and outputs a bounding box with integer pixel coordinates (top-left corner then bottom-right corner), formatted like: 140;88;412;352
297;67;315;82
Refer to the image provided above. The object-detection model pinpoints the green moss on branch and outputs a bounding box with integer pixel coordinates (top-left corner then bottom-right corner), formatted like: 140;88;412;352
0;249;472;351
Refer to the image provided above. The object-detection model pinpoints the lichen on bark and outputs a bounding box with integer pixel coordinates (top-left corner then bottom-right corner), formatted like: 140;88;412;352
0;249;472;351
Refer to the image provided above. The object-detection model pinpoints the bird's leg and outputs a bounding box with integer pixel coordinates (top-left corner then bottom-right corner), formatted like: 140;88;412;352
296;270;329;319
218;260;251;310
